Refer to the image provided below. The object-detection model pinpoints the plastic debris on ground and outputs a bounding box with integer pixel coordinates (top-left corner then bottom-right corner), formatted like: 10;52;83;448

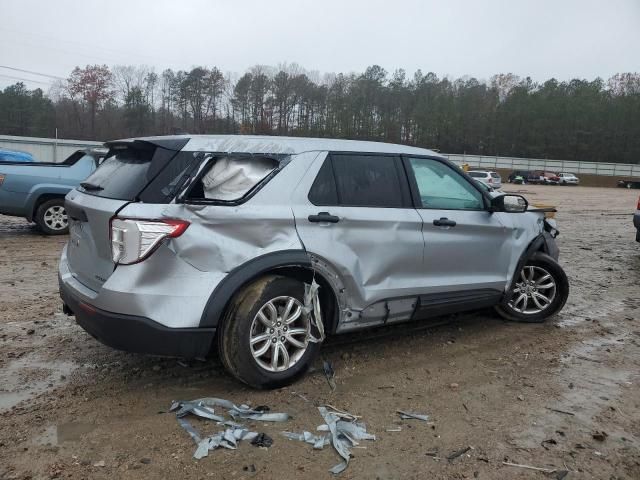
323;360;336;391
397;410;430;421
282;405;375;474
170;397;289;459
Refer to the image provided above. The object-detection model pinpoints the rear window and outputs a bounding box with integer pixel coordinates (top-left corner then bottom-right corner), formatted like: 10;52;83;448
468;172;486;178
80;146;197;202
490;172;500;178
80;146;155;200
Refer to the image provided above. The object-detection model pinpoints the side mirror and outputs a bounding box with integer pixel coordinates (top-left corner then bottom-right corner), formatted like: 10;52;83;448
491;194;528;213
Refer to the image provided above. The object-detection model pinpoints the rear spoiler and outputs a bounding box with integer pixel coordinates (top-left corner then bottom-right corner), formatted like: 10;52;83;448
104;137;190;152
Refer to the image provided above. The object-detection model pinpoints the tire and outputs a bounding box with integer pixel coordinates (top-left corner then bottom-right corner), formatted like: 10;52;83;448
35;198;69;235
217;275;321;389
495;252;569;323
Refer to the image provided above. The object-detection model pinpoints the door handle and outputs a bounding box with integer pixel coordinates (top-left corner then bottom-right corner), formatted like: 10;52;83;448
433;217;456;227
308;212;340;223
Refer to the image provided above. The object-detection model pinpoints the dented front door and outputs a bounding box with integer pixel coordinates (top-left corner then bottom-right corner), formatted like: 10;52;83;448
291;152;425;315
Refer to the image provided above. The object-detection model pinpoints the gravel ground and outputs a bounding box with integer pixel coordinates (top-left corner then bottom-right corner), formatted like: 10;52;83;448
0;185;639;480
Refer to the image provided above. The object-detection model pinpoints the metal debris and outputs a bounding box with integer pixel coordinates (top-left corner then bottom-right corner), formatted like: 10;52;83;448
178;417;202;443
321;406;375;474
171;397;290;422
172;397;290;459
170;400;225;422
193;427;259;459
282;431;331;449
282;406;375;474
397;410;430;421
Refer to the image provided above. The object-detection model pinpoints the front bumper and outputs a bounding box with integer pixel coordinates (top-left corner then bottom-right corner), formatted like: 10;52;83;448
60;278;216;358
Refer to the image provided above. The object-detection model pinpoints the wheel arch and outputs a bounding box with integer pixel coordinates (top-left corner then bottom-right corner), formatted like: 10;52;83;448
503;232;559;305
28;192;68;222
200;250;339;335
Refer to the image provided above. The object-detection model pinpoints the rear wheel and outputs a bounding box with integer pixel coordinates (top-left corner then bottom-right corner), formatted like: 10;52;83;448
35;198;69;235
495;252;569;323
217;275;320;389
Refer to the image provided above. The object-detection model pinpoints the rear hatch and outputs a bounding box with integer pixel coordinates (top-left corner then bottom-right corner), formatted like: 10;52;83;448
65;139;192;292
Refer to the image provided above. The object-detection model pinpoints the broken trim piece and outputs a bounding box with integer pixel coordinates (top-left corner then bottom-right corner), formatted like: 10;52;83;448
304;279;325;344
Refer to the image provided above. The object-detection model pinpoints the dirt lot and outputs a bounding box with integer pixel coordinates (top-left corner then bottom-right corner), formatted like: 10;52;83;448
1;185;639;480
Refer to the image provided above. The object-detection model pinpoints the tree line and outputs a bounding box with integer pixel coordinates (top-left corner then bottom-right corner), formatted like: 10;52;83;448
0;64;639;163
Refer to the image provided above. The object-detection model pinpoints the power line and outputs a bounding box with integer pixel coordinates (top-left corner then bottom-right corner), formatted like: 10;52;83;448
0;74;53;86
0;65;66;81
2;26;188;68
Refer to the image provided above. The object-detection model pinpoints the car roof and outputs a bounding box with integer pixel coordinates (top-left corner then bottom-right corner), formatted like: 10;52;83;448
468;170;493;174
114;134;443;157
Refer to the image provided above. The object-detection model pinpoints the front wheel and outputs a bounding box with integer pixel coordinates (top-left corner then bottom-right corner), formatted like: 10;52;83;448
495;252;569;323
217;275;320;389
35;198;69;235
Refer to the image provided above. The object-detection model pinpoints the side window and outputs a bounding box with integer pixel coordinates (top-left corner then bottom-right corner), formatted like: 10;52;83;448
308;157;339;206
331;154;403;207
186;155;278;202
407;158;485;210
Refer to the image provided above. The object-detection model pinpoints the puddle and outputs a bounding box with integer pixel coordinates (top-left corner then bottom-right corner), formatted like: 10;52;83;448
509;317;638;449
35;422;96;446
0;356;77;412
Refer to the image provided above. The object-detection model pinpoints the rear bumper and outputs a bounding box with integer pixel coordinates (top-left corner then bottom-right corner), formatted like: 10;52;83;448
59;278;216;358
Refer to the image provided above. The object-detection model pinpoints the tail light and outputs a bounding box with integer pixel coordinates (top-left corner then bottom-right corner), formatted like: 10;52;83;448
0;174;5;187
110;218;189;265
637;196;640;210
488;177;493;183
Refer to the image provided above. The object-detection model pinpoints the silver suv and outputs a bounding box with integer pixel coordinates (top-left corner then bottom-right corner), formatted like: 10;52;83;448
467;170;502;189
59;135;568;388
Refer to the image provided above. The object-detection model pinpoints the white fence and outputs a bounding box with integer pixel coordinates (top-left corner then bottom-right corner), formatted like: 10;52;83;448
443;153;640;178
0;135;103;163
1;135;639;177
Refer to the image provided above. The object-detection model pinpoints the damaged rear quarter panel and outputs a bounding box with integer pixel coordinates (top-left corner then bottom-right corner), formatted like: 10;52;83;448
110;152;313;328
118;152;313;274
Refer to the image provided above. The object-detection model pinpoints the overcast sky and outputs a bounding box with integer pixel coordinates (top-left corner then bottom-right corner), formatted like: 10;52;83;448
1;0;639;90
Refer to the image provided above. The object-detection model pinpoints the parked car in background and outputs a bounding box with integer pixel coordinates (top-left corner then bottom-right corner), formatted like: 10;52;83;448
474;179;496;193
0;149;106;234
0;148;34;162
618;179;640;189
527;171;560;185
558;172;579;185
59;135;568;389
634;195;640;242
468;170;502;189
508;170;529;184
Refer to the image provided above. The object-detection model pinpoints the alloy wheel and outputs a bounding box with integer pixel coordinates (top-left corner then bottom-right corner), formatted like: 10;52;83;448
249;296;310;372
43;205;68;231
509;265;557;314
